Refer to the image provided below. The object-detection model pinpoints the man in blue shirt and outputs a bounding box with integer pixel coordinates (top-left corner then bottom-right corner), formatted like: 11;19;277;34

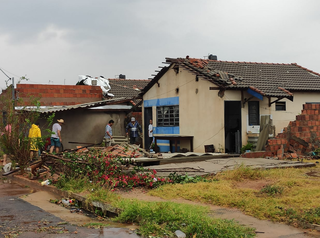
126;117;142;144
104;120;114;147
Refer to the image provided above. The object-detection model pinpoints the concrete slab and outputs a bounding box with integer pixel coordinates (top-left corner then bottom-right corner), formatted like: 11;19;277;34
145;157;316;177
134;153;240;165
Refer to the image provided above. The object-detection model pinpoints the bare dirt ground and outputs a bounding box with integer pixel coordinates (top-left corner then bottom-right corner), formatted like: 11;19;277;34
116;188;318;238
235;179;271;190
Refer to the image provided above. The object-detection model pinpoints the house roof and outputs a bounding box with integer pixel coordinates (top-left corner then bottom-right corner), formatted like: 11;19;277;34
108;78;150;89
108;82;142;99
17;97;131;114
142;57;320;100
108;79;150;98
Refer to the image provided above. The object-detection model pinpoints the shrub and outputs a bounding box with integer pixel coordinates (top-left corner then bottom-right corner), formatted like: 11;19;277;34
241;142;254;154
260;185;284;196
52;150;173;190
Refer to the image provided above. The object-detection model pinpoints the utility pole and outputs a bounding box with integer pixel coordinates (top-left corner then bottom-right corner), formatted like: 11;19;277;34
11;77;15;110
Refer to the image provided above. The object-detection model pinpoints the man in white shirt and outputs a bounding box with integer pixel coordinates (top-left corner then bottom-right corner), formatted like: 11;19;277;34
50;119;64;153
148;119;153;149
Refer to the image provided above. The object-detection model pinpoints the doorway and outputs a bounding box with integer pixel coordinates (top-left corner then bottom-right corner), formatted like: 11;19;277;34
144;107;153;149
224;101;241;153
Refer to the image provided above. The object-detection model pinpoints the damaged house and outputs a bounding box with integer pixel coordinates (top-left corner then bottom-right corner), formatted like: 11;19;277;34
141;56;320;153
11;77;150;149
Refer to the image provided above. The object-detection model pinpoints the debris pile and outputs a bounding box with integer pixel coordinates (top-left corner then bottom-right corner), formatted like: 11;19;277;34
265;104;320;160
102;144;146;158
3;143;160;179
76;143;159;158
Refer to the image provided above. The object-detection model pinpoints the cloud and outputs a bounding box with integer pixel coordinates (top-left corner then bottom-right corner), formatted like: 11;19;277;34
0;0;320;89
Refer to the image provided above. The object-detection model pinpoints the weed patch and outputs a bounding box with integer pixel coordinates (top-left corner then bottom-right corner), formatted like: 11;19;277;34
149;166;320;229
260;185;284;196
217;164;264;181
168;172;210;184
113;199;255;238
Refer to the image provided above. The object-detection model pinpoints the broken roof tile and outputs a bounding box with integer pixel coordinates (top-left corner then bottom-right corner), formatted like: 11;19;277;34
164;57;320;98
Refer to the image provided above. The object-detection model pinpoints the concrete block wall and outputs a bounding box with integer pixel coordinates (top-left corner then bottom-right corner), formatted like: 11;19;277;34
265;103;320;159
16;84;103;106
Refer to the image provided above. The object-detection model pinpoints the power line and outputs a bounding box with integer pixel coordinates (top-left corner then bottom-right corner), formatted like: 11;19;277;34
0;67;11;79
0;66;21;79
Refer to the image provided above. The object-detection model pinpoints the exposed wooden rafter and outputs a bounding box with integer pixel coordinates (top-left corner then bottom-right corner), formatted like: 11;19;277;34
268;97;284;107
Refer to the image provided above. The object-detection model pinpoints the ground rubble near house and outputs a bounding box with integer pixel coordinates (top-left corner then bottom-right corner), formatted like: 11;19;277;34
78;143;161;159
244;104;320;162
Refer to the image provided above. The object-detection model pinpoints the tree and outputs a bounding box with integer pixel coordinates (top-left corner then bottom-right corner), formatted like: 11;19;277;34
0;85;54;174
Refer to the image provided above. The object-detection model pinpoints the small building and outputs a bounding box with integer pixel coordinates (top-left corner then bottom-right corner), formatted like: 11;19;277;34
141;56;320;153
30;98;133;149
12;81;149;149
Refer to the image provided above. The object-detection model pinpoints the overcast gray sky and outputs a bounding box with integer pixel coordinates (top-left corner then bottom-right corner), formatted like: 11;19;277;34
0;0;319;89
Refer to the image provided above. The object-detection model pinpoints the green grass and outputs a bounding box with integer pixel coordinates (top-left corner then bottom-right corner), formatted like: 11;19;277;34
149;164;320;228
54;175;120;204
53;175;256;237
113;199;256;238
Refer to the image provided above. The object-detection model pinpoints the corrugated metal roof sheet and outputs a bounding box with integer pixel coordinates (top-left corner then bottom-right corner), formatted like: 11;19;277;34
16;97;130;114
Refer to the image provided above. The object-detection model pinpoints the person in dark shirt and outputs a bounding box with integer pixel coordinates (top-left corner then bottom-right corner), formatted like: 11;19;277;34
126;117;142;144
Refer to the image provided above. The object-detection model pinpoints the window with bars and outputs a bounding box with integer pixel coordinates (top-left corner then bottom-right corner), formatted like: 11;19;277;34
157;105;179;127
275;101;286;111
248;101;259;125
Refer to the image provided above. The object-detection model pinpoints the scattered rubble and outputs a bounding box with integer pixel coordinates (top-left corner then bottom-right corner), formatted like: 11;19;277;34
265;104;320;160
244;104;320;160
77;143;161;159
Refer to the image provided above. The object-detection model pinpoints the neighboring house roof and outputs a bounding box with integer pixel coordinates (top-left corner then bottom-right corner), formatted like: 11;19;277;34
17;97;131;114
108;82;142;99
108;78;150;90
141;57;320;100
108;79;150;105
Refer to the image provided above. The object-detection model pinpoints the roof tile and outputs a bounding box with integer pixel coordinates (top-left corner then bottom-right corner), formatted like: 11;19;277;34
164;57;320;98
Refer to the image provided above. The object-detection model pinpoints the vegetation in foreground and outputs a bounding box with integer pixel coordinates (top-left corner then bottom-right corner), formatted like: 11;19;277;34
53;176;255;238
51;151;255;238
114;199;255;238
150;163;320;228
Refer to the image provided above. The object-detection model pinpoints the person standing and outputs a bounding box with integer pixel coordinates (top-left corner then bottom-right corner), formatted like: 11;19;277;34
148;119;154;149
2;123;11;166
126;117;142;144
28;122;41;160
104;120;114;147
50;119;64;153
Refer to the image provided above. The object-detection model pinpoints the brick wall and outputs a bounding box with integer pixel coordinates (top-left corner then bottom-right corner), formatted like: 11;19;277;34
265;103;320;159
16;84;103;106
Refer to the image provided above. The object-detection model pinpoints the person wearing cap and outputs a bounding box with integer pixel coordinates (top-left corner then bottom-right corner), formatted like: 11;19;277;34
28;122;41;160
50;119;64;153
126;117;142;144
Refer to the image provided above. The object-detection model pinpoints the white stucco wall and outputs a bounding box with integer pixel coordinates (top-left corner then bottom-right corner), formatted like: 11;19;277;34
143;65;226;152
